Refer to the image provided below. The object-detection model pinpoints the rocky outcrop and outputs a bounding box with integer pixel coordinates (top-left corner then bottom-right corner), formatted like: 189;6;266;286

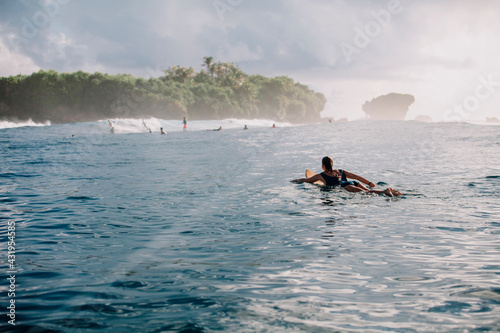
362;93;415;120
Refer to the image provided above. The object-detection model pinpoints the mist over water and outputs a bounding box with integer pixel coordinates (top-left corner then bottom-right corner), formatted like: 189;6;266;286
1;119;499;332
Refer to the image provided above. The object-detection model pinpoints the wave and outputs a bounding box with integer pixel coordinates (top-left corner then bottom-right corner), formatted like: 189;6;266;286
0;117;295;136
101;118;293;134
0;119;51;129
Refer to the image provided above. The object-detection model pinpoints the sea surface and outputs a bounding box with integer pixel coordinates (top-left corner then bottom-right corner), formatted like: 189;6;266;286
1;118;499;332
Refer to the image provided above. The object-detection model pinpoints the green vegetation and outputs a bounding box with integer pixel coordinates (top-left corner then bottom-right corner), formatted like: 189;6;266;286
0;57;326;124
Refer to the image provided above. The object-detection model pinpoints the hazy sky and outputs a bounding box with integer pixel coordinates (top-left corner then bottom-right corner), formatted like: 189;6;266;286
1;0;499;121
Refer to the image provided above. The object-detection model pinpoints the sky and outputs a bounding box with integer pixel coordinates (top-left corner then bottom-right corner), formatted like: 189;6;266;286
1;0;499;121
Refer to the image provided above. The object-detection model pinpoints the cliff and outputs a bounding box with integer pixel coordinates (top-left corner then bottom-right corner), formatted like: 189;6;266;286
362;93;415;120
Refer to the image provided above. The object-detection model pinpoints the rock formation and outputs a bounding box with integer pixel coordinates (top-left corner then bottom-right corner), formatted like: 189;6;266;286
362;93;415;120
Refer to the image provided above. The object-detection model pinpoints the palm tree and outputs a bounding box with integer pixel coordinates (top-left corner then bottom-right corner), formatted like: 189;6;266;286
177;67;194;83
229;65;245;87
162;66;178;81
214;62;230;83
203;56;214;77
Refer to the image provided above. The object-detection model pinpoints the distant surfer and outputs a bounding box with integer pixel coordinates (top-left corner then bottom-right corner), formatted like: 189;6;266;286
291;156;401;197
160;127;167;135
182;117;187;132
243;125;248;130
272;124;276;128
108;120;115;134
142;119;152;133
207;126;222;131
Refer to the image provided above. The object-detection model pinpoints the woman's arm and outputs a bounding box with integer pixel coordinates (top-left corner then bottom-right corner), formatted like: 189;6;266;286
343;170;375;187
291;173;324;183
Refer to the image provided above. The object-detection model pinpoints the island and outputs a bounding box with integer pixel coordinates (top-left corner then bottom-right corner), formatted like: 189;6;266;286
362;93;415;120
0;57;326;124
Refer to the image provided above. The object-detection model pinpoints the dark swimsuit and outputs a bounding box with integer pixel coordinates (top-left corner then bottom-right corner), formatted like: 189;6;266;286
320;169;360;188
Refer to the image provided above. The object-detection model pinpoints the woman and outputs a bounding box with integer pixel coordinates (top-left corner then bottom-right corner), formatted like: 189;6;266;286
291;156;401;197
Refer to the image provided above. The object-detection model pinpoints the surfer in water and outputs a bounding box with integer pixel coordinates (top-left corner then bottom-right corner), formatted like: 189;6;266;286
291;156;401;197
160;127;167;135
108;120;115;133
182;117;187;132
142;119;152;133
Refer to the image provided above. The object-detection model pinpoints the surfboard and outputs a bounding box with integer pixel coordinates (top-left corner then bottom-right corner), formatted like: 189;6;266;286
305;169;325;186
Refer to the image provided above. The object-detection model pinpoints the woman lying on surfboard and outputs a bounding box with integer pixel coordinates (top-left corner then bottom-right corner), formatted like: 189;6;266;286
291;156;401;197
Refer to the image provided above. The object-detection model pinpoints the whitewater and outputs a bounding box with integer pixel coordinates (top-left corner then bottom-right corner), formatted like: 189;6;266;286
0;118;499;332
0;117;291;133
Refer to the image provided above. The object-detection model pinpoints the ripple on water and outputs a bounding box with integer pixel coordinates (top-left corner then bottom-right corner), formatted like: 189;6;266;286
0;172;40;178
66;195;99;201
111;280;148;289
48;318;107;330
23;289;120;301
454;288;500;303
71;303;136;316
21;271;63;279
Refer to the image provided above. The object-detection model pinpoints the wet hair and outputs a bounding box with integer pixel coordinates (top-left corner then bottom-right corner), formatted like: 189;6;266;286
322;156;334;173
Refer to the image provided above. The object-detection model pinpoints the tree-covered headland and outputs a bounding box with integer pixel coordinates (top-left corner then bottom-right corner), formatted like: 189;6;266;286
0;57;326;124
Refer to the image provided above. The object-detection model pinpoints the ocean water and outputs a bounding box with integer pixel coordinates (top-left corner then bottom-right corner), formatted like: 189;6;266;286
1;118;499;332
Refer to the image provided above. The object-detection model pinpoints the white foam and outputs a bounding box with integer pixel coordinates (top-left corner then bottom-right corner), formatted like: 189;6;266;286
102;118;293;134
0;119;51;129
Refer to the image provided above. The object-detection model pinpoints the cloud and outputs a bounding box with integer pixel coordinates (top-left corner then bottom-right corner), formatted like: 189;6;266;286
0;32;39;76
215;41;263;64
0;0;499;120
